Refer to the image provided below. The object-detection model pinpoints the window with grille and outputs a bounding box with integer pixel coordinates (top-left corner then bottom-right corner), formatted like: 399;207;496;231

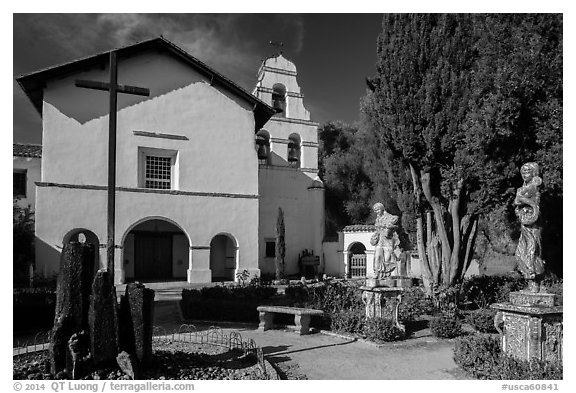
350;254;367;278
13;170;26;197
138;147;178;190
144;155;172;189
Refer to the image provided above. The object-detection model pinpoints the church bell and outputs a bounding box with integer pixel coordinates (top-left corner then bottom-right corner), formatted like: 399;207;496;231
256;136;269;160
287;141;299;162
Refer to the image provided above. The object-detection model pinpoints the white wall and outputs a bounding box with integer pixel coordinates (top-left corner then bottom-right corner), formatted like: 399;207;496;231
322;239;344;277
35;50;261;284
258;168;320;276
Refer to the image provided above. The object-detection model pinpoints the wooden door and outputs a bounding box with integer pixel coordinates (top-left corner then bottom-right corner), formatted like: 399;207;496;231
134;233;173;280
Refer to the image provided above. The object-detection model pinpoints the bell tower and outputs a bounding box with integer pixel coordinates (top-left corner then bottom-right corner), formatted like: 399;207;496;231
252;54;317;171
253;51;325;277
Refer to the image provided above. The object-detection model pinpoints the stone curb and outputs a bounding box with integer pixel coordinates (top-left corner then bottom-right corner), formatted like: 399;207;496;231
181;319;259;328
319;329;451;349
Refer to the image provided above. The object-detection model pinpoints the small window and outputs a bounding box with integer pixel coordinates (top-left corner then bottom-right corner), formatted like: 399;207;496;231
13;170;26;197
265;240;276;258
145;155;172;189
139;147;178;190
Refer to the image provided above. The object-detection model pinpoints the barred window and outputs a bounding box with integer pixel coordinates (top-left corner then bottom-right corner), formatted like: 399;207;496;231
144;155;172;189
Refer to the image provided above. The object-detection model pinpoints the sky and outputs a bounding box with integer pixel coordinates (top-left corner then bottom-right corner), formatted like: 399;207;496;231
13;13;383;144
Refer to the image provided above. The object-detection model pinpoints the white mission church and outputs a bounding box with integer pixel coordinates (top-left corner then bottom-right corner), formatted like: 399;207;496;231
16;37;330;284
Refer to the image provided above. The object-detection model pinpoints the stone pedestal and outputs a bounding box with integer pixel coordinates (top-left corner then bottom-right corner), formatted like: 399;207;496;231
492;291;562;363
360;286;405;330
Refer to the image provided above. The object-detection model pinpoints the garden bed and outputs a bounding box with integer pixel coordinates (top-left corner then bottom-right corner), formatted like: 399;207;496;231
13;341;268;380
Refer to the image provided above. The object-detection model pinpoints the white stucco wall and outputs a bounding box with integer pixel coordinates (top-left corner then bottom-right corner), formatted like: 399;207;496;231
13;156;41;210
258;168;322;276
322;239;344;277
35;50;261;284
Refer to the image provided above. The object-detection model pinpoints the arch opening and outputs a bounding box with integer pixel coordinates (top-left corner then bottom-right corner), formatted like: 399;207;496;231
288;133;301;168
348;242;366;279
62;228;102;274
256;129;271;164
210;234;237;282
272;83;287;117
122;218;189;282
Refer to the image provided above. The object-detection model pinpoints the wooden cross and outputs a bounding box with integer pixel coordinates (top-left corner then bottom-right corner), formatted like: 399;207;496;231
75;51;150;281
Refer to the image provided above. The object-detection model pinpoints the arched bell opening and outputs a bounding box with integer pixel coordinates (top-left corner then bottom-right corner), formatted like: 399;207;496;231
287;133;301;168
272;83;287;117
256;129;271;164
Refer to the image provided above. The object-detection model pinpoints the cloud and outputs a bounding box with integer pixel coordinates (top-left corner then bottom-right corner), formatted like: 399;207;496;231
13;13;307;142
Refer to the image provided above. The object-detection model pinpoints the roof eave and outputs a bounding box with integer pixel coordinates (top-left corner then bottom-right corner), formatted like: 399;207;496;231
15;36;276;129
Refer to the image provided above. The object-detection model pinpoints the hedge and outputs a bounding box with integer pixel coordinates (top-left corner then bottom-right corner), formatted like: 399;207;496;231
453;334;562;380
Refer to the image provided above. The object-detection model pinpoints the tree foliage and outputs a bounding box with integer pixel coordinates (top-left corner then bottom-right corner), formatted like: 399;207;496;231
318;121;373;235
358;14;562;285
14;199;35;287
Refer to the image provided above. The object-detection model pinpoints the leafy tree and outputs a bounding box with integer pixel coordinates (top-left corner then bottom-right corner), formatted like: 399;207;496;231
275;207;286;280
463;14;563;275
363;14;479;286
361;14;562;285
13;199;35;287
319;121;373;235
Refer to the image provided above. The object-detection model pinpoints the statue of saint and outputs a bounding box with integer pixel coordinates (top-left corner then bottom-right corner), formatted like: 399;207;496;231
514;162;545;292
371;202;399;279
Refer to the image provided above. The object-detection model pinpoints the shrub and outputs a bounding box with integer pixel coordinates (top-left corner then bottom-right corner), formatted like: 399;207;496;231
13;201;35;287
13;288;56;332
180;284;278;323
330;308;365;334
180;297;261;322
454;334;562;380
362;318;405;343
541;276;563;305
453;334;502;379
398;286;434;321
432;284;461;316
430;314;463;338
191;284;277;301
306;281;364;314
460;275;527;309
465;308;497;333
284;284;309;303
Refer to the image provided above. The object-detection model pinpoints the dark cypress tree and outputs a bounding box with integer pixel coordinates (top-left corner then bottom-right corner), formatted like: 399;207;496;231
275;207;286;280
362;14;479;286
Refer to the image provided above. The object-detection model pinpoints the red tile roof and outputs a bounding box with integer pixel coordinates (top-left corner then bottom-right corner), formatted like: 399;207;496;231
13;143;42;158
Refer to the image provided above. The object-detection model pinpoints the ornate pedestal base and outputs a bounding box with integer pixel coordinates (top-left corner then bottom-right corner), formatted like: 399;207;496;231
492;291;562;363
360;286;405;331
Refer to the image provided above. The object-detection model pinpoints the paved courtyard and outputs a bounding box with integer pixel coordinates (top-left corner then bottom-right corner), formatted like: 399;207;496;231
151;287;469;380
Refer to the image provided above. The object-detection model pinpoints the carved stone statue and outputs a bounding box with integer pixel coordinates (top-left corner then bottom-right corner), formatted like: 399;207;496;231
371;202;399;279
514;162;545;292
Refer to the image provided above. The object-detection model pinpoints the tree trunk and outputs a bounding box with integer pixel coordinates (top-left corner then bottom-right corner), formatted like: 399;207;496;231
409;163;434;293
420;170;453;285
459;215;479;280
409;166;478;287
